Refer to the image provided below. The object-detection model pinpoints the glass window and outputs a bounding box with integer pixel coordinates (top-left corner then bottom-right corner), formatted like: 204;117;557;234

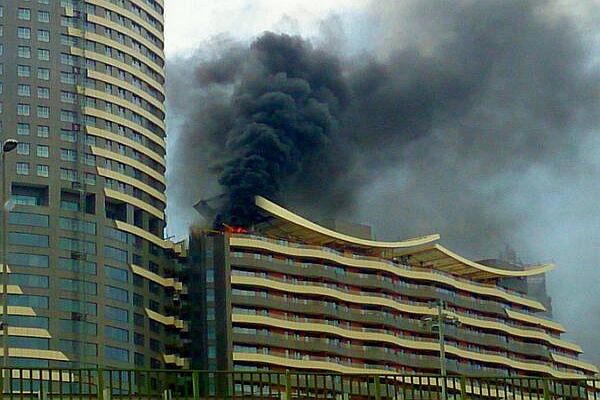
8;232;48;247
61;91;76;103
8;212;49;227
59;168;78;182
58;257;96;275
7;253;48;268
59;319;97;335
60;129;77;142
17;104;30;116
17;46;31;58
105;326;128;343
37;68;50;80
105;286;128;303
58;298;97;315
9;273;49;288
17;65;31;77
37;10;50;23
105;346;128;362
59;278;97;295
8;294;48;309
8;315;48;329
36;165;49;177
37;125;49;137
18;27;31;39
37;105;49;118
59;217;96;235
37;29;50;42
104;265;128;282
17;84;31;97
17;123;30;136
58;340;97;356
37;49;50;61
104;246;127;263
58;237;96;255
37;87;50;99
60;148;77;162
36;145;49;158
16;142;30;155
18;9;31;21
105;305;128;322
16;162;30;175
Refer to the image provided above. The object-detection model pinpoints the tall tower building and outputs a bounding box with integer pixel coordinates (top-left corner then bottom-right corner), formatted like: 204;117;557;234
0;0;187;369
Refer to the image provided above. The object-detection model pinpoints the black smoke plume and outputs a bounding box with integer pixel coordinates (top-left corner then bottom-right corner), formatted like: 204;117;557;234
167;0;599;364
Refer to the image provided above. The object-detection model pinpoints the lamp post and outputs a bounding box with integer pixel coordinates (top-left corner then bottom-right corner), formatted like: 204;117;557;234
422;300;461;400
1;139;19;376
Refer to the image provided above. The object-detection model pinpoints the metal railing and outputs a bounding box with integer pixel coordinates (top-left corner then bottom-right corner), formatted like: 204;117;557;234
0;368;597;400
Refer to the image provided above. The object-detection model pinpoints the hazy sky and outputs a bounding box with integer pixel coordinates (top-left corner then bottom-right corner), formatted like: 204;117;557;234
163;0;369;57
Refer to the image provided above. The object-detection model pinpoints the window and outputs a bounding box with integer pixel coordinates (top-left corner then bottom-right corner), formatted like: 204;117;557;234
37;11;50;23
58;340;97;356
17;104;30;116
134;332;144;346
9;294;48;309
60;72;75;84
59;278;97;295
60;148;77;162
60;168;77;182
16;143;30;155
17;65;31;77
105;326;128;343
105;346;128;362
60;129;77;142
37;87;50;99
59;217;96;235
105;286;128;303
18;46;31;58
36;165;49;177
37;125;49;137
58;257;96;275
18;9;31;21
60;110;75;122
37;68;50;80
37;49;50;61
17;123;30;136
37;105;49;119
58;298;97;315
16;162;30;175
18;84;31;97
59;320;97;335
61;91;76;103
9;273;49;288
105;305;128;323
36;145;49;158
59;237;96;255
105;265;128;282
18;27;31;40
37;30;50;42
8;337;49;350
104;246;128;263
8;212;48;227
7;253;48;268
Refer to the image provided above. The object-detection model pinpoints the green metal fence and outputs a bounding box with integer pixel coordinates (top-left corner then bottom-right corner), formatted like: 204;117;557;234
0;369;597;400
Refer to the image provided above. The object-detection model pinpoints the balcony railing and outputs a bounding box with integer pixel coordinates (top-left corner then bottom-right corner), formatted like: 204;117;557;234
0;368;597;399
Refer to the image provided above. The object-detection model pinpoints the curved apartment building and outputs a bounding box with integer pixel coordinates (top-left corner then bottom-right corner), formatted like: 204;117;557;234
0;0;187;369
189;196;598;377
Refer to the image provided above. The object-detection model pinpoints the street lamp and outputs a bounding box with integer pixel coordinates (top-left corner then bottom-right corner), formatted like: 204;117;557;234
421;300;461;400
1;139;19;375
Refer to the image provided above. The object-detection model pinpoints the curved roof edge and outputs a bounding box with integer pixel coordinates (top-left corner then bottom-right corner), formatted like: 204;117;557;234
255;196;440;249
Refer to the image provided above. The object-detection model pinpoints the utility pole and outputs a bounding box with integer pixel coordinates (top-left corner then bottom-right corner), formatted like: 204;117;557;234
422;300;460;400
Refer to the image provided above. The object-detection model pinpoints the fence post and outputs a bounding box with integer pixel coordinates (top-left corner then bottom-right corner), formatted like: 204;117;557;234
460;376;467;400
542;379;551;400
192;371;200;400
374;376;381;400
285;370;292;400
97;368;104;400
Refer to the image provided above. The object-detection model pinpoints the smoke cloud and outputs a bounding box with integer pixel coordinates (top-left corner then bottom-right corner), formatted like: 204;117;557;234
167;0;600;364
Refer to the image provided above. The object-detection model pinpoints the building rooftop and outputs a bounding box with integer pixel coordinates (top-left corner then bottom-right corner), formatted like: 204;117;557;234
253;196;554;282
